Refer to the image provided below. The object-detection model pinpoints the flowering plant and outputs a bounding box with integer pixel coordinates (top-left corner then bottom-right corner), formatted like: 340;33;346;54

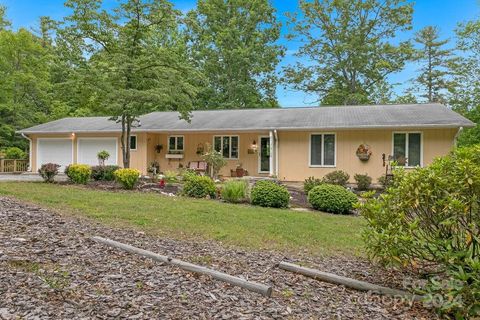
356;144;372;160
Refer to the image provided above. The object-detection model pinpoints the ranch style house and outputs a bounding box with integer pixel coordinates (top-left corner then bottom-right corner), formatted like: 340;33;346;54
18;103;474;181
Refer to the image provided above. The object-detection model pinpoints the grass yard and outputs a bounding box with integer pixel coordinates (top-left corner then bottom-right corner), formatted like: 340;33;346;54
0;182;365;256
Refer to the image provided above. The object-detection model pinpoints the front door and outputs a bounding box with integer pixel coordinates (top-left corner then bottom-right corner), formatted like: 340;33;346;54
259;136;270;173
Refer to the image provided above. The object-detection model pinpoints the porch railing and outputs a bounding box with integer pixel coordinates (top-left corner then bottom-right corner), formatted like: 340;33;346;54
0;159;29;173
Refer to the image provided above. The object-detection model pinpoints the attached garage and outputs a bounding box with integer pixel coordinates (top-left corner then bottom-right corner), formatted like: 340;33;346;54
37;138;73;171
77;138;118;166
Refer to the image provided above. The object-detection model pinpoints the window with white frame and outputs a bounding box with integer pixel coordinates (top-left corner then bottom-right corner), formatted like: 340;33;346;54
393;132;422;167
214;136;239;159
168;136;184;152
310;133;336;166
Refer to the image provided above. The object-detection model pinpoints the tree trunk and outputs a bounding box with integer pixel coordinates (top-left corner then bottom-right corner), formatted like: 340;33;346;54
120;114;131;169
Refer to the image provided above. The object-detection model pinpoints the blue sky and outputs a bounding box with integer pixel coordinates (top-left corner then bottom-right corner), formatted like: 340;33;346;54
1;0;479;107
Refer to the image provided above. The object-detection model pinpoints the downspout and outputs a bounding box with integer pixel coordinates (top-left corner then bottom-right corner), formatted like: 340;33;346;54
454;127;463;147
269;130;274;176
21;133;32;172
274;130;279;178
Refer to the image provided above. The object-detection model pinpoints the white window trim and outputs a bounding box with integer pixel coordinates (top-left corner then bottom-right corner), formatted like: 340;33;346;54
129;135;137;151
258;135;270;174
213;135;240;160
308;133;337;168
168;135;184;152
392;131;423;168
36;137;74;169
76;137;119;165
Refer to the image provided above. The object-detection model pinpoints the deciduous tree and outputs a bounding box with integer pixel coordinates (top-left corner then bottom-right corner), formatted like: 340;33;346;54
58;0;201;168
185;0;283;109
284;0;414;105
449;19;480;146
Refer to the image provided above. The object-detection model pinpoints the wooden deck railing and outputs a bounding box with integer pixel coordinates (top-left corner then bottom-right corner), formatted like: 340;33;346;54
0;159;29;173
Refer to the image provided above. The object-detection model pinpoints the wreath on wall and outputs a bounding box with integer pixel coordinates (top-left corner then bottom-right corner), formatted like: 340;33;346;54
356;144;372;161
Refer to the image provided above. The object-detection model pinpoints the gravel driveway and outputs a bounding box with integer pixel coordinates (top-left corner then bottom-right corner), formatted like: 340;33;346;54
0;196;436;319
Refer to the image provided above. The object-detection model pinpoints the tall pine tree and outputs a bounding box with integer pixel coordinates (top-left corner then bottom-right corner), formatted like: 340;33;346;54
413;26;456;103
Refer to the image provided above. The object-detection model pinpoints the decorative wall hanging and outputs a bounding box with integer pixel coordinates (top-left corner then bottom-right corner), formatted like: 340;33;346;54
356;144;372;161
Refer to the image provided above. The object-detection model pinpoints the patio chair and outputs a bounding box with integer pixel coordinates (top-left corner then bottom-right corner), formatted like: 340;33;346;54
188;161;208;175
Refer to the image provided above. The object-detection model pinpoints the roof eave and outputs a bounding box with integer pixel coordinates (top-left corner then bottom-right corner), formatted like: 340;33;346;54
17;123;474;135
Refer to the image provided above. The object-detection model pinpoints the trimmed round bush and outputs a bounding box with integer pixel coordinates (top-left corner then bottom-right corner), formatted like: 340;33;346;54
251;180;290;208
308;184;357;214
354;173;372;191
65;164;92;184
183;175;216;198
114;168;140;189
322;170;350;186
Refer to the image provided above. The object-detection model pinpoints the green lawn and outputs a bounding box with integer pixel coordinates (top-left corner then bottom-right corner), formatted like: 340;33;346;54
0;182;365;256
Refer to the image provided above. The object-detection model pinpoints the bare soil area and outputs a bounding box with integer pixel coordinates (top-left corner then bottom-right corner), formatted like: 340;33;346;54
0;196;436;319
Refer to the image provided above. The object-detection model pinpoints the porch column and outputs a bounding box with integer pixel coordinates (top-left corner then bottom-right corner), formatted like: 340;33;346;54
269;130;274;176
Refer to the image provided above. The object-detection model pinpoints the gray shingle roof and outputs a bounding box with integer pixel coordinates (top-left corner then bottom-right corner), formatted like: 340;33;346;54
19;103;474;134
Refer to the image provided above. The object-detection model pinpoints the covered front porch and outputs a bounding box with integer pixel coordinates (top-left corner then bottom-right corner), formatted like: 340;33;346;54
144;131;279;178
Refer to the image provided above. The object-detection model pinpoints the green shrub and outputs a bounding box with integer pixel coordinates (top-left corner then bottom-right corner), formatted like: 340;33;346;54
322;170;350;186
307;184;357;214
251;180;290;208
183;175;216;198
38;163;60;183
65;164;91;184
114;168;140;189
354;173;372;191
357;145;480;317
97;150;110;165
3;147;26;159
303;176;323;194
91;165;119;181
377;174;393;189
221;180;249;203
201;143;227;178
164;170;178;184
180;168;197;182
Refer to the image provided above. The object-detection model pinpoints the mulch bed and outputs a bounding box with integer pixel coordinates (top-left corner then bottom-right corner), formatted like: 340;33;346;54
0;196;437;319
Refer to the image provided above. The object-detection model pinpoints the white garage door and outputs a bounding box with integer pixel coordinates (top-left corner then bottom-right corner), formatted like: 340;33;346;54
37;139;73;171
77;138;118;166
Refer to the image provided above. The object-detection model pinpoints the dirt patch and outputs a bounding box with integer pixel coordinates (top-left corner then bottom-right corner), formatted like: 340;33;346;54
0;196;436;319
283;184;311;209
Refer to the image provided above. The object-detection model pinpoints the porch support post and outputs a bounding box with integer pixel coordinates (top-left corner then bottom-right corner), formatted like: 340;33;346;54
274;130;278;178
269;130;274;176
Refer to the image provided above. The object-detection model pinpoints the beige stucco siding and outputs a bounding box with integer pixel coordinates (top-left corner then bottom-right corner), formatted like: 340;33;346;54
146;132;269;177
277;128;457;181
28;128;457;180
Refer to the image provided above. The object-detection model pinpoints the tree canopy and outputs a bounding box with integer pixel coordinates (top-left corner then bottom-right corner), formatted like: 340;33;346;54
185;0;284;109
0;0;479;150
283;0;414;105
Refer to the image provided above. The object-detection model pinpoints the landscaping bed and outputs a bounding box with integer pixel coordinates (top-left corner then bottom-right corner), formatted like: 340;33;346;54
0;196;436;319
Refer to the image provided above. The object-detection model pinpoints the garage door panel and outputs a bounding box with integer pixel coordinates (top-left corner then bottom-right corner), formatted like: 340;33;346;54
77;138;118;166
37;139;73;171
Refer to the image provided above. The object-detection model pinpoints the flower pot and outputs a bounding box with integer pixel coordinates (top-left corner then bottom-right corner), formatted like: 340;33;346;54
236;168;245;178
357;153;370;161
